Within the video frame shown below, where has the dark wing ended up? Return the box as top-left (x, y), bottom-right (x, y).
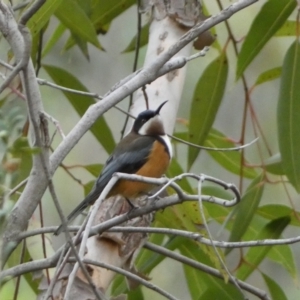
top-left (94, 135), bottom-right (156, 192)
top-left (54, 135), bottom-right (155, 235)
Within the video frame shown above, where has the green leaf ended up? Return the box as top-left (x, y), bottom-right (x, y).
top-left (188, 53), bottom-right (228, 169)
top-left (180, 240), bottom-right (243, 300)
top-left (167, 158), bottom-right (194, 194)
top-left (268, 243), bottom-right (297, 280)
top-left (42, 23), bottom-right (66, 57)
top-left (275, 20), bottom-right (297, 36)
top-left (84, 164), bottom-right (103, 177)
top-left (64, 33), bottom-right (90, 59)
top-left (128, 287), bottom-right (144, 300)
top-left (43, 65), bottom-right (115, 154)
top-left (30, 26), bottom-right (41, 66)
top-left (239, 213), bottom-right (297, 281)
top-left (122, 23), bottom-right (150, 52)
top-left (226, 174), bottom-right (264, 254)
top-left (9, 137), bottom-right (33, 189)
top-left (84, 181), bottom-right (94, 197)
top-left (264, 153), bottom-right (285, 175)
top-left (236, 0), bottom-right (296, 79)
top-left (262, 273), bottom-right (288, 300)
top-left (91, 0), bottom-right (136, 34)
top-left (204, 129), bottom-right (257, 179)
top-left (55, 0), bottom-right (101, 48)
top-left (155, 202), bottom-right (205, 233)
top-left (257, 204), bottom-right (300, 227)
top-left (236, 216), bottom-right (290, 280)
top-left (254, 67), bottom-right (282, 87)
top-left (27, 0), bottom-right (63, 37)
top-left (277, 40), bottom-right (300, 192)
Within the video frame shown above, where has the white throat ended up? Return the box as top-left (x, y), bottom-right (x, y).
top-left (160, 134), bottom-right (173, 158)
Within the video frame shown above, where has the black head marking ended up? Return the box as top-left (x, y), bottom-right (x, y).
top-left (132, 101), bottom-right (168, 134)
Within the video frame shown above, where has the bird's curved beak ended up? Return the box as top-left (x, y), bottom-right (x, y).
top-left (155, 100), bottom-right (168, 115)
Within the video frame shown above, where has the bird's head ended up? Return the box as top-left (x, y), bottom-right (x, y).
top-left (132, 101), bottom-right (167, 136)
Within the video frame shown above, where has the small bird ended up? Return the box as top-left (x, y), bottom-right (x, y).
top-left (54, 101), bottom-right (172, 235)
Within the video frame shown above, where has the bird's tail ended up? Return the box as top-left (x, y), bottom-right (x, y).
top-left (54, 200), bottom-right (89, 236)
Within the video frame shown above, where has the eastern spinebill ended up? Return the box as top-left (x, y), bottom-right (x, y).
top-left (55, 101), bottom-right (172, 235)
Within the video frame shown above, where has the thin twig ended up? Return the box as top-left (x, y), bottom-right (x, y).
top-left (19, 0), bottom-right (46, 25)
top-left (186, 46), bottom-right (210, 61)
top-left (19, 225), bottom-right (300, 249)
top-left (120, 0), bottom-right (142, 139)
top-left (43, 244), bottom-right (69, 300)
top-left (6, 178), bottom-right (28, 198)
top-left (35, 30), bottom-right (43, 76)
top-left (38, 201), bottom-right (51, 287)
top-left (12, 240), bottom-right (26, 300)
top-left (41, 111), bottom-right (66, 139)
top-left (171, 135), bottom-right (259, 151)
top-left (198, 175), bottom-right (247, 299)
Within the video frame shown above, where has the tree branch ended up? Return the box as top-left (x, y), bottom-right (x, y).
top-left (144, 242), bottom-right (270, 300)
top-left (0, 241), bottom-right (270, 300)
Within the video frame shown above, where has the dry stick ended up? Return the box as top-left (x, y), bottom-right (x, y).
top-left (144, 242), bottom-right (271, 300)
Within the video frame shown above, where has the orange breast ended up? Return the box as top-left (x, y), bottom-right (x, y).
top-left (111, 140), bottom-right (170, 199)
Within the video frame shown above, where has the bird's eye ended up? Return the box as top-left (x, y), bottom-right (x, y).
top-left (141, 118), bottom-right (146, 124)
